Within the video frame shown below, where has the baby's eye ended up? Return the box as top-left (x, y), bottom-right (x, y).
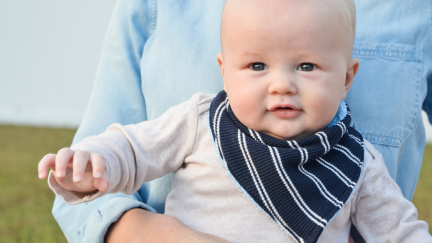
top-left (297, 63), bottom-right (316, 72)
top-left (250, 62), bottom-right (268, 71)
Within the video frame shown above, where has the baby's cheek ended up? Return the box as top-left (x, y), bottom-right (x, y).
top-left (231, 98), bottom-right (251, 117)
top-left (314, 86), bottom-right (341, 106)
top-left (230, 89), bottom-right (254, 110)
top-left (230, 98), bottom-right (259, 125)
top-left (307, 95), bottom-right (339, 124)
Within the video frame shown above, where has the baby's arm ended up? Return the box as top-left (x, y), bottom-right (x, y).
top-left (351, 142), bottom-right (432, 242)
top-left (38, 94), bottom-right (203, 204)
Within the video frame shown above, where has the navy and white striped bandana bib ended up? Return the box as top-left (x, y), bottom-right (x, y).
top-left (209, 91), bottom-right (364, 243)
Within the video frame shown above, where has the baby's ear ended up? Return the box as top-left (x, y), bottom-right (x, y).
top-left (342, 58), bottom-right (360, 99)
top-left (217, 53), bottom-right (224, 77)
top-left (216, 53), bottom-right (226, 90)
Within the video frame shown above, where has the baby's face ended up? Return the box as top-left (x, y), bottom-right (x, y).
top-left (217, 0), bottom-right (359, 140)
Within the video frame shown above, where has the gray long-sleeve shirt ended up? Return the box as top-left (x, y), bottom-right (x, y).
top-left (49, 93), bottom-right (432, 242)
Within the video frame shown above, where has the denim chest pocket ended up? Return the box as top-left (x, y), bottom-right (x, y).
top-left (345, 42), bottom-right (423, 147)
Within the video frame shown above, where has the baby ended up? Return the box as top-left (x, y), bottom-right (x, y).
top-left (38, 0), bottom-right (432, 242)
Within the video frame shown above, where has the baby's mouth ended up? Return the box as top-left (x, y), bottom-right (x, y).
top-left (275, 107), bottom-right (293, 110)
top-left (270, 105), bottom-right (301, 118)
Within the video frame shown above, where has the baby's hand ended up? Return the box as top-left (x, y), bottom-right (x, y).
top-left (38, 148), bottom-right (109, 193)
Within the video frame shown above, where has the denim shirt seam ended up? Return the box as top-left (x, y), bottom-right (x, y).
top-left (360, 133), bottom-right (401, 148)
top-left (352, 45), bottom-right (422, 62)
top-left (429, 0), bottom-right (432, 33)
top-left (149, 0), bottom-right (158, 35)
top-left (407, 55), bottom-right (423, 142)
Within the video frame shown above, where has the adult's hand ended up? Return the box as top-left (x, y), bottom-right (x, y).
top-left (105, 208), bottom-right (231, 243)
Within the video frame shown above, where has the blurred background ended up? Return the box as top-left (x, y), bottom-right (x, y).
top-left (0, 0), bottom-right (116, 128)
top-left (0, 0), bottom-right (431, 242)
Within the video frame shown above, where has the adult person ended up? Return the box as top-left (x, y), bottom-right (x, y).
top-left (52, 0), bottom-right (432, 242)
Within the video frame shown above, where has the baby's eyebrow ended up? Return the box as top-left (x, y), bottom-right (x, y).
top-left (239, 51), bottom-right (264, 59)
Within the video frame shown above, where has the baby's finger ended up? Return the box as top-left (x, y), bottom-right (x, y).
top-left (55, 148), bottom-right (75, 178)
top-left (72, 150), bottom-right (91, 183)
top-left (38, 154), bottom-right (56, 179)
top-left (90, 153), bottom-right (106, 179)
top-left (93, 172), bottom-right (109, 192)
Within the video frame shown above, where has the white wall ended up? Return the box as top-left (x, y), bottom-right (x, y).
top-left (0, 0), bottom-right (117, 128)
top-left (1, 0), bottom-right (432, 143)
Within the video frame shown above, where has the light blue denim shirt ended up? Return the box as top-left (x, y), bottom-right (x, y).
top-left (54, 0), bottom-right (432, 242)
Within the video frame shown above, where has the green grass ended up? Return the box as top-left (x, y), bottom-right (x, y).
top-left (0, 125), bottom-right (73, 243)
top-left (0, 125), bottom-right (431, 242)
top-left (413, 144), bottom-right (432, 232)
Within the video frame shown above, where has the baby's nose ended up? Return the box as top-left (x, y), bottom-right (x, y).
top-left (268, 73), bottom-right (297, 95)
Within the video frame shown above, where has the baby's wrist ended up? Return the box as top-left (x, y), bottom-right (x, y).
top-left (70, 189), bottom-right (99, 199)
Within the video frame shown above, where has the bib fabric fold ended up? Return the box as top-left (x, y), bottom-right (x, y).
top-left (209, 91), bottom-right (364, 243)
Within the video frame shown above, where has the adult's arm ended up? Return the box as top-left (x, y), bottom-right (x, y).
top-left (421, 1), bottom-right (432, 123)
top-left (52, 0), bottom-right (162, 242)
top-left (106, 209), bottom-right (231, 243)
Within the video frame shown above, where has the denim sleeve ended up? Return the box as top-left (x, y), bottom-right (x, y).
top-left (421, 0), bottom-right (432, 124)
top-left (52, 0), bottom-right (158, 242)
top-left (72, 0), bottom-right (156, 144)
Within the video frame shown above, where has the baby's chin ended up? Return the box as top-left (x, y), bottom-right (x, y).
top-left (261, 130), bottom-right (316, 141)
